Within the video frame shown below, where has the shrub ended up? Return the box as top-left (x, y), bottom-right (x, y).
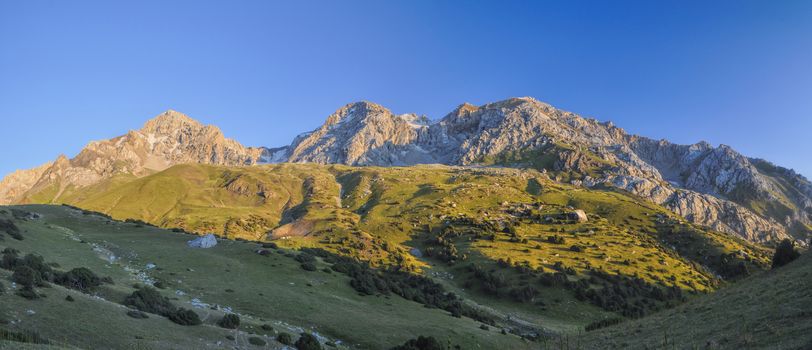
top-left (509, 285), bottom-right (539, 303)
top-left (54, 267), bottom-right (102, 292)
top-left (300, 262), bottom-right (317, 271)
top-left (123, 286), bottom-right (176, 316)
top-left (277, 332), bottom-right (293, 345)
top-left (169, 308), bottom-right (201, 326)
top-left (0, 281), bottom-right (4, 295)
top-left (16, 287), bottom-right (40, 299)
top-left (0, 248), bottom-right (19, 269)
top-left (389, 335), bottom-right (444, 350)
top-left (569, 245), bottom-right (583, 252)
top-left (261, 324), bottom-right (274, 331)
top-left (65, 295), bottom-right (74, 302)
top-left (479, 324), bottom-right (489, 331)
top-left (248, 336), bottom-right (267, 346)
top-left (772, 239), bottom-right (800, 268)
top-left (295, 253), bottom-right (316, 263)
top-left (12, 266), bottom-right (42, 289)
top-left (217, 313), bottom-right (240, 329)
top-left (546, 235), bottom-right (566, 244)
top-left (0, 219), bottom-right (22, 240)
top-left (262, 242), bottom-right (278, 249)
top-left (295, 333), bottom-right (322, 350)
top-left (19, 254), bottom-right (53, 282)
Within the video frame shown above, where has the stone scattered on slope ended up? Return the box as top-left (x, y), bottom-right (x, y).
top-left (568, 210), bottom-right (588, 223)
top-left (187, 234), bottom-right (217, 248)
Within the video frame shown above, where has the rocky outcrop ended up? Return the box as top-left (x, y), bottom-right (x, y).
top-left (0, 161), bottom-right (54, 204)
top-left (187, 233), bottom-right (217, 248)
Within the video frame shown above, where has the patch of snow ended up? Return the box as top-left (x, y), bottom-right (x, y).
top-left (145, 263), bottom-right (157, 270)
top-left (258, 148), bottom-right (289, 164)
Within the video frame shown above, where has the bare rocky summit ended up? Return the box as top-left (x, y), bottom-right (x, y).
top-left (0, 110), bottom-right (268, 204)
top-left (2, 99), bottom-right (809, 244)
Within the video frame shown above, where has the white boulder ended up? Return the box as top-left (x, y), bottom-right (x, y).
top-left (187, 234), bottom-right (217, 248)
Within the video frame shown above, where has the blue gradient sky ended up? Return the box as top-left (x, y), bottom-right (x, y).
top-left (1, 0), bottom-right (810, 178)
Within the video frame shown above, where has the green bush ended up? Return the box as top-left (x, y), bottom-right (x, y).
top-left (123, 286), bottom-right (176, 316)
top-left (217, 313), bottom-right (240, 329)
top-left (65, 295), bottom-right (74, 302)
top-left (389, 335), bottom-right (444, 350)
top-left (12, 266), bottom-right (42, 289)
top-left (248, 336), bottom-right (267, 346)
top-left (16, 287), bottom-right (40, 300)
top-left (10, 254), bottom-right (54, 282)
top-left (55, 267), bottom-right (102, 292)
top-left (295, 333), bottom-right (322, 350)
top-left (0, 248), bottom-right (19, 269)
top-left (0, 281), bottom-right (4, 295)
top-left (772, 239), bottom-right (800, 268)
top-left (168, 308), bottom-right (201, 326)
top-left (277, 332), bottom-right (293, 345)
top-left (0, 219), bottom-right (22, 240)
top-left (546, 235), bottom-right (566, 244)
top-left (300, 262), bottom-right (317, 271)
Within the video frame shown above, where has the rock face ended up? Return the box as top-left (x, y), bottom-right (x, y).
top-left (0, 110), bottom-right (270, 204)
top-left (187, 234), bottom-right (217, 248)
top-left (270, 98), bottom-right (811, 244)
top-left (1, 99), bottom-right (810, 245)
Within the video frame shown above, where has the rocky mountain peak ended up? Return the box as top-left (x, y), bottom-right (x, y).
top-left (0, 110), bottom-right (267, 204)
top-left (2, 99), bottom-right (810, 245)
top-left (140, 110), bottom-right (205, 136)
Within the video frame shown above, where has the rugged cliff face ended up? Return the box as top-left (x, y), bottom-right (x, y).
top-left (0, 110), bottom-right (268, 204)
top-left (272, 98), bottom-right (811, 243)
top-left (1, 99), bottom-right (809, 244)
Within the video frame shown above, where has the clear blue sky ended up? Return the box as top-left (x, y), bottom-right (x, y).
top-left (1, 0), bottom-right (810, 178)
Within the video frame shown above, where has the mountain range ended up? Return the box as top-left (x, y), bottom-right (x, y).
top-left (1, 97), bottom-right (810, 245)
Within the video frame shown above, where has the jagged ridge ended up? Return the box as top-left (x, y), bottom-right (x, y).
top-left (1, 99), bottom-right (809, 244)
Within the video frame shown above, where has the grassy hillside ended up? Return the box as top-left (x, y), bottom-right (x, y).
top-left (578, 251), bottom-right (812, 349)
top-left (15, 163), bottom-right (774, 336)
top-left (0, 205), bottom-right (534, 349)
